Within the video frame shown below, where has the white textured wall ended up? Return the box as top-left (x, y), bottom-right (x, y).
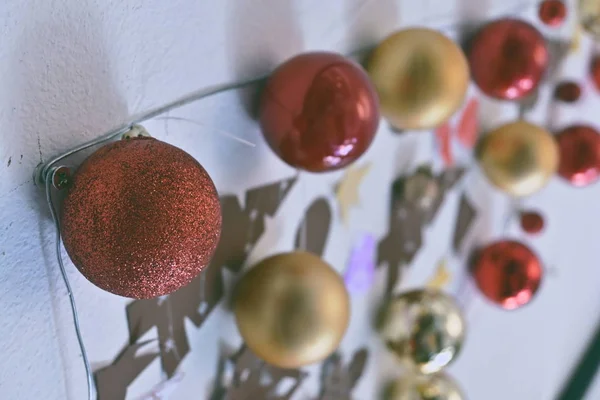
top-left (2, 0), bottom-right (600, 399)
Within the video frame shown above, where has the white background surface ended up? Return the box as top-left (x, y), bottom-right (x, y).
top-left (1, 0), bottom-right (600, 399)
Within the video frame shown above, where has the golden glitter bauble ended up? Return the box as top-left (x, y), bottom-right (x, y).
top-left (367, 28), bottom-right (470, 131)
top-left (377, 289), bottom-right (465, 374)
top-left (579, 0), bottom-right (600, 38)
top-left (233, 251), bottom-right (350, 368)
top-left (385, 373), bottom-right (465, 400)
top-left (477, 121), bottom-right (558, 197)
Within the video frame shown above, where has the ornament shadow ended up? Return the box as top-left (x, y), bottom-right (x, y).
top-left (455, 0), bottom-right (494, 50)
top-left (8, 1), bottom-right (127, 397)
top-left (341, 0), bottom-right (399, 62)
top-left (10, 3), bottom-right (128, 211)
top-left (226, 0), bottom-right (303, 120)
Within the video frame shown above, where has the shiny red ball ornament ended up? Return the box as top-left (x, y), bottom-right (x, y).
top-left (591, 56), bottom-right (600, 91)
top-left (469, 19), bottom-right (548, 100)
top-left (259, 52), bottom-right (380, 172)
top-left (554, 81), bottom-right (582, 103)
top-left (61, 138), bottom-right (222, 299)
top-left (471, 240), bottom-right (543, 310)
top-left (556, 125), bottom-right (600, 186)
top-left (538, 0), bottom-right (567, 27)
top-left (520, 211), bottom-right (545, 234)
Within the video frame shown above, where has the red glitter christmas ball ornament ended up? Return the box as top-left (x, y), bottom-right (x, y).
top-left (259, 52), bottom-right (380, 172)
top-left (471, 240), bottom-right (543, 310)
top-left (554, 81), bottom-right (582, 103)
top-left (520, 211), bottom-right (545, 234)
top-left (538, 0), bottom-right (567, 27)
top-left (469, 19), bottom-right (548, 100)
top-left (61, 137), bottom-right (222, 299)
top-left (556, 125), bottom-right (600, 186)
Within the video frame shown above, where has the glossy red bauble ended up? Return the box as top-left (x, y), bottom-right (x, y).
top-left (469, 19), bottom-right (548, 100)
top-left (471, 240), bottom-right (543, 310)
top-left (61, 138), bottom-right (222, 299)
top-left (554, 81), bottom-right (582, 103)
top-left (538, 0), bottom-right (567, 27)
top-left (557, 125), bottom-right (600, 187)
top-left (520, 211), bottom-right (545, 234)
top-left (259, 52), bottom-right (380, 172)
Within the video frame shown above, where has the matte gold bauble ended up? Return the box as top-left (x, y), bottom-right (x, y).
top-left (234, 251), bottom-right (350, 368)
top-left (478, 121), bottom-right (558, 197)
top-left (385, 374), bottom-right (465, 400)
top-left (579, 0), bottom-right (600, 39)
top-left (367, 28), bottom-right (470, 130)
top-left (377, 289), bottom-right (465, 374)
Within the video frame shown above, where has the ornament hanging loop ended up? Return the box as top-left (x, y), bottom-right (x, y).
top-left (121, 124), bottom-right (151, 140)
top-left (51, 166), bottom-right (73, 190)
top-left (34, 164), bottom-right (74, 190)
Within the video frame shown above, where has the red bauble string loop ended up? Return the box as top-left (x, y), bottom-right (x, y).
top-left (539, 0), bottom-right (567, 27)
top-left (520, 211), bottom-right (545, 234)
top-left (469, 19), bottom-right (548, 100)
top-left (471, 240), bottom-right (543, 310)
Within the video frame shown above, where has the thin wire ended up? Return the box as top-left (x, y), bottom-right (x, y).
top-left (165, 298), bottom-right (182, 363)
top-left (37, 0), bottom-right (540, 184)
top-left (39, 75), bottom-right (267, 181)
top-left (503, 199), bottom-right (521, 234)
top-left (154, 116), bottom-right (256, 147)
top-left (38, 1), bottom-right (541, 183)
top-left (45, 170), bottom-right (95, 400)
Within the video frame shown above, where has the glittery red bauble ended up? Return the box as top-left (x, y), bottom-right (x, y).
top-left (469, 19), bottom-right (548, 100)
top-left (61, 138), bottom-right (222, 299)
top-left (520, 211), bottom-right (545, 234)
top-left (554, 81), bottom-right (582, 103)
top-left (471, 240), bottom-right (543, 310)
top-left (557, 125), bottom-right (600, 186)
top-left (538, 0), bottom-right (567, 27)
top-left (259, 52), bottom-right (380, 172)
top-left (591, 56), bottom-right (600, 91)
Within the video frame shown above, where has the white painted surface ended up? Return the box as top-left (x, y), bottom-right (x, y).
top-left (1, 0), bottom-right (599, 399)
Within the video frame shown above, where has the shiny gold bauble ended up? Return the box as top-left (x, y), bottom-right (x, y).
top-left (377, 289), bottom-right (465, 374)
top-left (478, 121), bottom-right (558, 197)
top-left (385, 374), bottom-right (465, 400)
top-left (233, 251), bottom-right (350, 368)
top-left (367, 28), bottom-right (470, 131)
top-left (579, 0), bottom-right (600, 39)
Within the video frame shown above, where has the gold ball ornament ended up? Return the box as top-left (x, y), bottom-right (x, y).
top-left (478, 121), bottom-right (559, 197)
top-left (233, 251), bottom-right (350, 368)
top-left (377, 289), bottom-right (465, 374)
top-left (367, 28), bottom-right (470, 131)
top-left (385, 374), bottom-right (465, 400)
top-left (579, 0), bottom-right (600, 39)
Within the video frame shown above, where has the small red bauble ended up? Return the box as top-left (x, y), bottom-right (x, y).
top-left (61, 138), bottom-right (222, 299)
top-left (469, 19), bottom-right (548, 100)
top-left (520, 211), bottom-right (545, 234)
top-left (556, 125), bottom-right (600, 186)
top-left (259, 52), bottom-right (380, 172)
top-left (554, 81), bottom-right (582, 103)
top-left (471, 240), bottom-right (543, 310)
top-left (538, 0), bottom-right (567, 27)
top-left (591, 56), bottom-right (600, 91)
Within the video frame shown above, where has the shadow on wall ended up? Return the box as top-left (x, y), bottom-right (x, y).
top-left (226, 0), bottom-right (304, 120)
top-left (5, 1), bottom-right (127, 398)
top-left (342, 0), bottom-right (399, 54)
top-left (7, 0), bottom-right (127, 211)
top-left (456, 0), bottom-right (494, 49)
